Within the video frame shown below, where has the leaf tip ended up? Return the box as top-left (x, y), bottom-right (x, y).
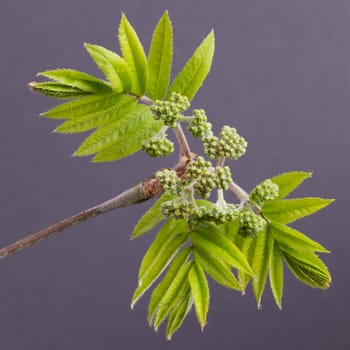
top-left (27, 81), bottom-right (37, 91)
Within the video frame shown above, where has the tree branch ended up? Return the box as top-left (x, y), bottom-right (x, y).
top-left (0, 176), bottom-right (163, 260)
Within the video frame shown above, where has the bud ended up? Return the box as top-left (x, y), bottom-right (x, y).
top-left (250, 179), bottom-right (279, 206)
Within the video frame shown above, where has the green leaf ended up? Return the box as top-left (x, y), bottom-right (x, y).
top-left (138, 219), bottom-right (187, 280)
top-left (269, 241), bottom-right (284, 309)
top-left (29, 81), bottom-right (89, 99)
top-left (38, 69), bottom-right (112, 93)
top-left (147, 11), bottom-right (173, 100)
top-left (250, 229), bottom-right (274, 308)
top-left (270, 171), bottom-right (312, 199)
top-left (234, 235), bottom-right (254, 291)
top-left (188, 261), bottom-right (210, 330)
top-left (131, 192), bottom-right (173, 239)
top-left (166, 292), bottom-right (193, 341)
top-left (262, 198), bottom-right (334, 224)
top-left (84, 44), bottom-right (132, 92)
top-left (194, 244), bottom-right (242, 291)
top-left (153, 261), bottom-right (193, 330)
top-left (119, 14), bottom-right (148, 96)
top-left (148, 247), bottom-right (191, 324)
top-left (42, 93), bottom-right (122, 119)
top-left (282, 246), bottom-right (331, 289)
top-left (55, 95), bottom-right (135, 133)
top-left (192, 226), bottom-right (253, 275)
top-left (74, 103), bottom-right (162, 159)
top-left (224, 218), bottom-right (240, 241)
top-left (168, 30), bottom-right (215, 100)
top-left (270, 222), bottom-right (329, 253)
top-left (131, 229), bottom-right (188, 309)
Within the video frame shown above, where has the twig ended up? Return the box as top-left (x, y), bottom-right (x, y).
top-left (229, 181), bottom-right (250, 203)
top-left (174, 123), bottom-right (192, 160)
top-left (0, 176), bottom-right (162, 260)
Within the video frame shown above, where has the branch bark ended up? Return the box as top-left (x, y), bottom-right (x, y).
top-left (0, 176), bottom-right (162, 260)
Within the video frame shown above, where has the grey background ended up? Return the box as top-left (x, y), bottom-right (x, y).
top-left (0, 0), bottom-right (348, 349)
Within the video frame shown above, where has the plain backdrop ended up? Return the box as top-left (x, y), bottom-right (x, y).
top-left (0, 0), bottom-right (349, 349)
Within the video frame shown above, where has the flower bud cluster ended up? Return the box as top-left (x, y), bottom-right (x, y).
top-left (185, 156), bottom-right (211, 180)
top-left (214, 166), bottom-right (232, 190)
top-left (202, 135), bottom-right (219, 159)
top-left (142, 137), bottom-right (174, 157)
top-left (187, 109), bottom-right (212, 137)
top-left (193, 171), bottom-right (217, 198)
top-left (217, 126), bottom-right (247, 160)
top-left (150, 92), bottom-right (190, 127)
top-left (161, 200), bottom-right (196, 220)
top-left (156, 169), bottom-right (179, 195)
top-left (238, 210), bottom-right (266, 237)
top-left (204, 204), bottom-right (239, 225)
top-left (250, 179), bottom-right (279, 206)
top-left (202, 126), bottom-right (247, 160)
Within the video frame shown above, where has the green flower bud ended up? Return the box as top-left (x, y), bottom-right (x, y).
top-left (208, 204), bottom-right (238, 224)
top-left (142, 137), bottom-right (174, 157)
top-left (188, 109), bottom-right (212, 137)
top-left (156, 169), bottom-right (179, 195)
top-left (194, 170), bottom-right (217, 198)
top-left (217, 126), bottom-right (247, 160)
top-left (185, 156), bottom-right (212, 180)
top-left (214, 166), bottom-right (232, 190)
top-left (151, 93), bottom-right (190, 127)
top-left (168, 92), bottom-right (190, 112)
top-left (250, 179), bottom-right (279, 206)
top-left (238, 210), bottom-right (266, 237)
top-left (202, 135), bottom-right (219, 159)
top-left (160, 200), bottom-right (195, 220)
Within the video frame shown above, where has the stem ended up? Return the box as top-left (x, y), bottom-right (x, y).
top-left (229, 181), bottom-right (250, 203)
top-left (174, 123), bottom-right (192, 160)
top-left (139, 95), bottom-right (154, 106)
top-left (217, 156), bottom-right (225, 167)
top-left (126, 93), bottom-right (154, 106)
top-left (0, 175), bottom-right (165, 260)
top-left (217, 189), bottom-right (225, 206)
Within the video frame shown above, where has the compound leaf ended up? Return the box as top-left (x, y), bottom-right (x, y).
top-left (282, 247), bottom-right (331, 289)
top-left (153, 261), bottom-right (193, 330)
top-left (38, 69), bottom-right (112, 94)
top-left (131, 192), bottom-right (173, 239)
top-left (29, 82), bottom-right (89, 99)
top-left (119, 14), bottom-right (148, 95)
top-left (168, 30), bottom-right (215, 100)
top-left (250, 229), bottom-right (274, 308)
top-left (148, 247), bottom-right (191, 324)
top-left (270, 171), bottom-right (312, 199)
top-left (269, 240), bottom-right (284, 309)
top-left (194, 244), bottom-right (242, 291)
top-left (42, 93), bottom-right (122, 119)
top-left (84, 44), bottom-right (132, 93)
top-left (55, 95), bottom-right (135, 133)
top-left (270, 222), bottom-right (329, 253)
top-left (138, 219), bottom-right (187, 280)
top-left (131, 230), bottom-right (188, 309)
top-left (234, 235), bottom-right (254, 291)
top-left (262, 198), bottom-right (334, 224)
top-left (166, 292), bottom-right (193, 341)
top-left (192, 227), bottom-right (252, 275)
top-left (188, 261), bottom-right (209, 330)
top-left (74, 103), bottom-right (162, 158)
top-left (147, 11), bottom-right (173, 100)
